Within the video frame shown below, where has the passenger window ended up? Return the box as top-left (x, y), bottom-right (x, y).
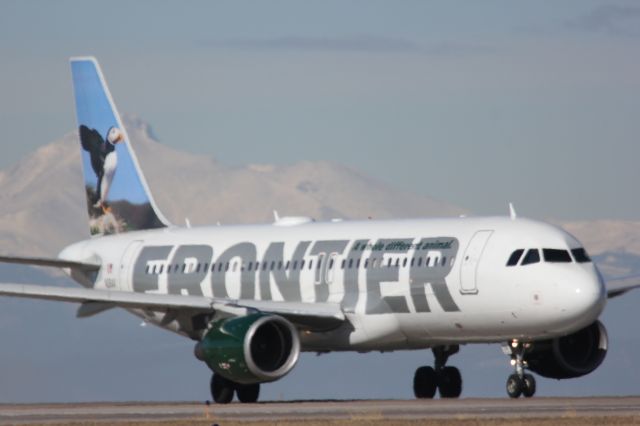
top-left (571, 248), bottom-right (591, 263)
top-left (441, 257), bottom-right (446, 267)
top-left (521, 249), bottom-right (540, 265)
top-left (270, 261), bottom-right (275, 271)
top-left (341, 259), bottom-right (346, 269)
top-left (293, 261), bottom-right (298, 270)
top-left (364, 259), bottom-right (369, 268)
top-left (349, 259), bottom-right (354, 268)
top-left (403, 258), bottom-right (408, 267)
top-left (356, 259), bottom-right (361, 268)
top-left (285, 261), bottom-right (290, 270)
top-left (301, 260), bottom-right (306, 269)
top-left (506, 249), bottom-right (525, 267)
top-left (418, 258), bottom-right (422, 267)
top-left (543, 249), bottom-right (572, 263)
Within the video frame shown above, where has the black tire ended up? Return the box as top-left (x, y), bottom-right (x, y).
top-left (438, 366), bottom-right (462, 398)
top-left (237, 383), bottom-right (260, 403)
top-left (506, 374), bottom-right (523, 399)
top-left (522, 374), bottom-right (536, 398)
top-left (211, 374), bottom-right (234, 404)
top-left (413, 366), bottom-right (437, 399)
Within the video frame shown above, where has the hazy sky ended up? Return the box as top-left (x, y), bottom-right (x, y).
top-left (1, 1), bottom-right (639, 221)
top-left (2, 1), bottom-right (640, 404)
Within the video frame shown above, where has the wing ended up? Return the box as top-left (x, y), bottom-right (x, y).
top-left (0, 255), bottom-right (100, 272)
top-left (0, 283), bottom-right (346, 331)
top-left (606, 275), bottom-right (640, 298)
top-left (79, 125), bottom-right (105, 177)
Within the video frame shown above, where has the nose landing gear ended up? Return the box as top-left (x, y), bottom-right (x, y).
top-left (413, 345), bottom-right (462, 399)
top-left (505, 340), bottom-right (536, 398)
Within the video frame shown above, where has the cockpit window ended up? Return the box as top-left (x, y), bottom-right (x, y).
top-left (571, 248), bottom-right (591, 263)
top-left (506, 249), bottom-right (525, 267)
top-left (521, 249), bottom-right (540, 265)
top-left (543, 249), bottom-right (572, 263)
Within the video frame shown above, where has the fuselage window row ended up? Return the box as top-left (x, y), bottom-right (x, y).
top-left (143, 254), bottom-right (455, 275)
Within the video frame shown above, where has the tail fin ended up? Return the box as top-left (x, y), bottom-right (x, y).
top-left (70, 57), bottom-right (171, 236)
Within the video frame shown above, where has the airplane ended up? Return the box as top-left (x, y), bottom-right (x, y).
top-left (0, 56), bottom-right (636, 404)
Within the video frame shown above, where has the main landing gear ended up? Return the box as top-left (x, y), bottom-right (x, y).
top-left (211, 373), bottom-right (260, 404)
top-left (413, 345), bottom-right (462, 399)
top-left (505, 340), bottom-right (536, 398)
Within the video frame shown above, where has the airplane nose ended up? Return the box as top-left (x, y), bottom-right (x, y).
top-left (559, 267), bottom-right (606, 327)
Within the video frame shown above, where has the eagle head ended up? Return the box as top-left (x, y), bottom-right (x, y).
top-left (106, 127), bottom-right (124, 145)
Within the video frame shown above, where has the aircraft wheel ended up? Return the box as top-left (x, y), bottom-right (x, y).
top-left (237, 383), bottom-right (260, 403)
top-left (522, 374), bottom-right (536, 398)
top-left (211, 373), bottom-right (234, 404)
top-left (437, 366), bottom-right (462, 398)
top-left (506, 374), bottom-right (523, 399)
top-left (413, 366), bottom-right (437, 399)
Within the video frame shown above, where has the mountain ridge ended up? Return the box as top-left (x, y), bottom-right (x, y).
top-left (0, 116), bottom-right (464, 256)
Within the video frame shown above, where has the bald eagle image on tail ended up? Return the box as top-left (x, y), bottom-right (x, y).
top-left (79, 125), bottom-right (124, 213)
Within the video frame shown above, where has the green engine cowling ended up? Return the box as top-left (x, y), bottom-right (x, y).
top-left (194, 313), bottom-right (300, 385)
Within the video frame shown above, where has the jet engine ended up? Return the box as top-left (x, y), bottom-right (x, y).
top-left (194, 313), bottom-right (300, 384)
top-left (526, 320), bottom-right (608, 379)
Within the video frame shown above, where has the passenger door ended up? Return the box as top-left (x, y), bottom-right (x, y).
top-left (459, 230), bottom-right (493, 294)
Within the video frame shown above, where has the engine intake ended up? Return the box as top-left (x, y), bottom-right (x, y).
top-left (527, 320), bottom-right (608, 379)
top-left (195, 313), bottom-right (300, 384)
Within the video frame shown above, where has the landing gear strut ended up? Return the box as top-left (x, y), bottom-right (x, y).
top-left (413, 345), bottom-right (462, 399)
top-left (505, 340), bottom-right (536, 398)
top-left (210, 373), bottom-right (260, 404)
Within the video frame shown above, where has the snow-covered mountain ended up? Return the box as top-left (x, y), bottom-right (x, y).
top-left (0, 116), bottom-right (464, 256)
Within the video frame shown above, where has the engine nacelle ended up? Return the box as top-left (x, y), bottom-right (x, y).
top-left (527, 320), bottom-right (608, 379)
top-left (194, 313), bottom-right (300, 384)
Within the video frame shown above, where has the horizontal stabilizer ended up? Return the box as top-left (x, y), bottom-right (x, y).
top-left (0, 255), bottom-right (100, 271)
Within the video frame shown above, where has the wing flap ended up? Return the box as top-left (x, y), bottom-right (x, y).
top-left (225, 299), bottom-right (345, 331)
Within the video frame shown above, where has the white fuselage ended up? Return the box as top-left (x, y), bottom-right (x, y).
top-left (59, 216), bottom-right (606, 352)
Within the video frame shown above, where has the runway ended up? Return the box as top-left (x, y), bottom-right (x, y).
top-left (0, 397), bottom-right (639, 425)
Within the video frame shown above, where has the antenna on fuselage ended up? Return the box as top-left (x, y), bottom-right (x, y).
top-left (185, 218), bottom-right (192, 228)
top-left (509, 202), bottom-right (517, 220)
top-left (273, 210), bottom-right (280, 222)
